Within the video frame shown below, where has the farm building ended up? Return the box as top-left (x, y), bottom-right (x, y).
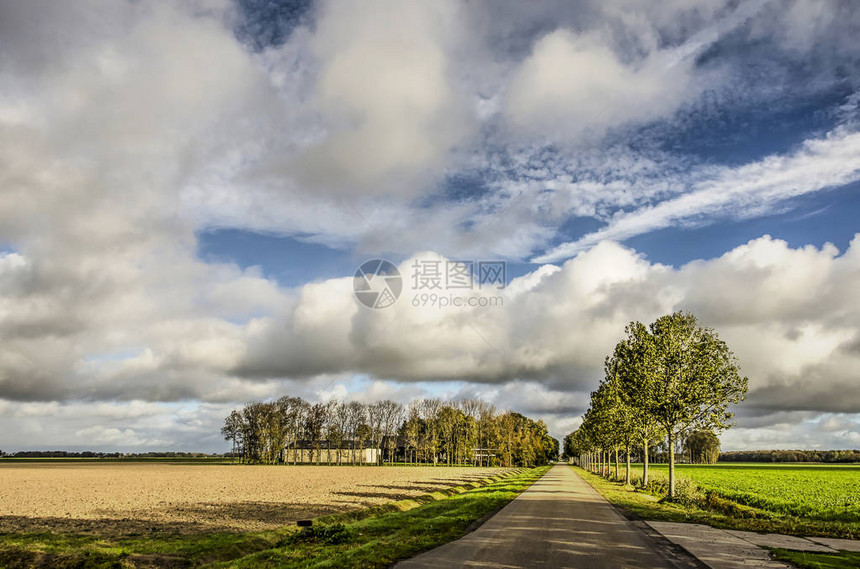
top-left (282, 437), bottom-right (492, 465)
top-left (283, 440), bottom-right (380, 464)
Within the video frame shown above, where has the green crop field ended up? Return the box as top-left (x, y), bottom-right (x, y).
top-left (647, 463), bottom-right (860, 522)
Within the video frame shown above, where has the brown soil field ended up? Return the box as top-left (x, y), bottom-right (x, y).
top-left (0, 463), bottom-right (508, 535)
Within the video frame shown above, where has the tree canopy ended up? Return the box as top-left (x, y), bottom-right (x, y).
top-left (565, 311), bottom-right (748, 497)
top-left (223, 396), bottom-right (558, 468)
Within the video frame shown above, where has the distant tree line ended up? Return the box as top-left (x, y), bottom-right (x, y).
top-left (1, 451), bottom-right (122, 458)
top-left (564, 312), bottom-right (748, 497)
top-left (720, 450), bottom-right (860, 463)
top-left (222, 397), bottom-right (559, 467)
top-left (0, 451), bottom-right (223, 458)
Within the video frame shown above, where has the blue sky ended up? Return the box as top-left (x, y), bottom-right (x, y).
top-left (202, 0), bottom-right (860, 278)
top-left (1, 0), bottom-right (860, 452)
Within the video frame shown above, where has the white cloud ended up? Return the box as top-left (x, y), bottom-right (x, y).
top-left (536, 127), bottom-right (860, 262)
top-left (74, 426), bottom-right (167, 447)
top-left (231, 236), bottom-right (860, 422)
top-left (298, 0), bottom-right (470, 194)
top-left (504, 28), bottom-right (695, 138)
top-left (501, 1), bottom-right (769, 140)
top-left (1, 0), bottom-right (859, 452)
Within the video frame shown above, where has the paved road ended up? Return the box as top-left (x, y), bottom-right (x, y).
top-left (396, 465), bottom-right (684, 569)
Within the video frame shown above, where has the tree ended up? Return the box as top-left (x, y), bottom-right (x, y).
top-left (458, 399), bottom-right (481, 465)
top-left (616, 312), bottom-right (748, 497)
top-left (438, 405), bottom-right (459, 466)
top-left (276, 396), bottom-right (306, 464)
top-left (497, 412), bottom-right (516, 467)
top-left (304, 403), bottom-right (328, 464)
top-left (241, 402), bottom-right (267, 463)
top-left (330, 400), bottom-right (351, 465)
top-left (582, 385), bottom-right (619, 478)
top-left (476, 401), bottom-right (496, 467)
top-left (402, 402), bottom-right (422, 465)
top-left (605, 339), bottom-right (661, 485)
top-left (686, 430), bottom-right (721, 464)
top-left (221, 410), bottom-right (243, 463)
top-left (346, 401), bottom-right (366, 465)
top-left (222, 395), bottom-right (559, 468)
top-left (327, 401), bottom-right (347, 465)
top-left (366, 401), bottom-right (387, 464)
top-left (420, 398), bottom-right (443, 465)
top-left (379, 400), bottom-right (404, 464)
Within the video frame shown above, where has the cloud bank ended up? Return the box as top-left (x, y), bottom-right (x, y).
top-left (1, 0), bottom-right (860, 450)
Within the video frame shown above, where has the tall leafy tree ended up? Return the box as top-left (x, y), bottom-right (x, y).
top-left (616, 312), bottom-right (748, 497)
top-left (221, 410), bottom-right (243, 463)
top-left (605, 335), bottom-right (662, 485)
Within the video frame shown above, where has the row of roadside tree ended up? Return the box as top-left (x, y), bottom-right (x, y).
top-left (563, 312), bottom-right (748, 497)
top-left (222, 396), bottom-right (559, 467)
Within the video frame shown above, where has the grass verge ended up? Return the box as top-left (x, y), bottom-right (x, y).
top-left (572, 466), bottom-right (857, 539)
top-left (0, 467), bottom-right (546, 568)
top-left (770, 548), bottom-right (860, 569)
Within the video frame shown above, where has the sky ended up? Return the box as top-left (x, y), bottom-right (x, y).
top-left (1, 0), bottom-right (859, 453)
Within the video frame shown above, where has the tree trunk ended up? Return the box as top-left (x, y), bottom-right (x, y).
top-left (625, 446), bottom-right (631, 485)
top-left (614, 449), bottom-right (619, 480)
top-left (668, 431), bottom-right (676, 498)
top-left (643, 438), bottom-right (649, 487)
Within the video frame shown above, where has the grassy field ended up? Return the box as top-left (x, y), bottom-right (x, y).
top-left (0, 466), bottom-right (546, 568)
top-left (647, 463), bottom-right (860, 522)
top-left (575, 464), bottom-right (860, 539)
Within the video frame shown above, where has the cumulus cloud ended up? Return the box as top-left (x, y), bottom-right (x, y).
top-left (6, 236), bottom-right (860, 448)
top-left (501, 0), bottom-right (770, 140)
top-left (228, 237), bottom-right (860, 420)
top-left (4, 234), bottom-right (858, 415)
top-left (0, 400), bottom-right (229, 452)
top-left (2, 0), bottom-right (860, 451)
top-left (504, 28), bottom-right (695, 138)
top-left (301, 0), bottom-right (470, 193)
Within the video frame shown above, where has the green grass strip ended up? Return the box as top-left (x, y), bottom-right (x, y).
top-left (770, 548), bottom-right (860, 569)
top-left (572, 466), bottom-right (858, 539)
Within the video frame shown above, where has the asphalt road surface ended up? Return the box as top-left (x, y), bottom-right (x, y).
top-left (396, 464), bottom-right (695, 569)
